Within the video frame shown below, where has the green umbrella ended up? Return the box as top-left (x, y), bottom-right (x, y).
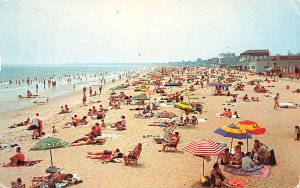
top-left (30, 138), bottom-right (69, 167)
top-left (132, 95), bottom-right (149, 101)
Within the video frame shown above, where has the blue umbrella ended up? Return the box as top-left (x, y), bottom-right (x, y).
top-left (164, 82), bottom-right (179, 87)
top-left (214, 125), bottom-right (252, 152)
top-left (164, 82), bottom-right (179, 93)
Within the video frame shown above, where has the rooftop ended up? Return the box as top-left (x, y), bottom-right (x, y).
top-left (240, 50), bottom-right (270, 56)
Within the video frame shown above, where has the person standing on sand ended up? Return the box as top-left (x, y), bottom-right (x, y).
top-left (89, 87), bottom-right (93, 97)
top-left (274, 93), bottom-right (279, 110)
top-left (83, 94), bottom-right (87, 106)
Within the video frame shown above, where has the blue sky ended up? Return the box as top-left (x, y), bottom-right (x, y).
top-left (0, 0), bottom-right (300, 64)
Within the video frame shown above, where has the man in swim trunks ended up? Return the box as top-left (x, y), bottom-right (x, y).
top-left (10, 147), bottom-right (25, 165)
top-left (274, 93), bottom-right (279, 110)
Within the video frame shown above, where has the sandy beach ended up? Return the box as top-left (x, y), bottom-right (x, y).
top-left (0, 66), bottom-right (300, 188)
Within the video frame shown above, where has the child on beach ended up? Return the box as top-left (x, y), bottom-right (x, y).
top-left (274, 93), bottom-right (279, 110)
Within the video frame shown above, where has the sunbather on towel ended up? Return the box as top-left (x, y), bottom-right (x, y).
top-left (8, 118), bottom-right (31, 129)
top-left (10, 147), bottom-right (25, 165)
top-left (70, 135), bottom-right (95, 146)
top-left (0, 143), bottom-right (18, 150)
top-left (86, 149), bottom-right (121, 159)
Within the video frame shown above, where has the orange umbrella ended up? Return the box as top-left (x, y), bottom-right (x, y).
top-left (234, 120), bottom-right (266, 151)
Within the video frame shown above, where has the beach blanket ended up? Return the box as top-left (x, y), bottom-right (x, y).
top-left (0, 160), bottom-right (43, 168)
top-left (279, 102), bottom-right (298, 109)
top-left (224, 166), bottom-right (271, 179)
top-left (225, 179), bottom-right (245, 188)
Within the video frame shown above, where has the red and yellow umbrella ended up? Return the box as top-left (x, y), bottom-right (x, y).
top-left (234, 120), bottom-right (266, 135)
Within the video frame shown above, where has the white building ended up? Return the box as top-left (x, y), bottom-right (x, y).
top-left (249, 56), bottom-right (300, 73)
top-left (239, 50), bottom-right (270, 63)
top-left (219, 53), bottom-right (239, 66)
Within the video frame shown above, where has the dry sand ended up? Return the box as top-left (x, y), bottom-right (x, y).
top-left (0, 67), bottom-right (300, 188)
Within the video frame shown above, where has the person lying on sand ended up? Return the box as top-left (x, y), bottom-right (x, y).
top-left (86, 148), bottom-right (121, 159)
top-left (0, 142), bottom-right (18, 150)
top-left (8, 118), bottom-right (31, 128)
top-left (251, 97), bottom-right (260, 101)
top-left (70, 135), bottom-right (95, 146)
top-left (292, 89), bottom-right (300, 93)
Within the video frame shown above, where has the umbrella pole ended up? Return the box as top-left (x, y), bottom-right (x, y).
top-left (202, 157), bottom-right (205, 176)
top-left (230, 138), bottom-right (233, 154)
top-left (247, 138), bottom-right (249, 152)
top-left (50, 149), bottom-right (54, 167)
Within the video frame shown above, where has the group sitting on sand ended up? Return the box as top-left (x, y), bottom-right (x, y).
top-left (63, 115), bottom-right (88, 128)
top-left (59, 105), bottom-right (70, 114)
top-left (217, 140), bottom-right (273, 171)
top-left (217, 108), bottom-right (240, 118)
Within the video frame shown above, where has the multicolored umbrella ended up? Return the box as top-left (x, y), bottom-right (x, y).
top-left (234, 120), bottom-right (266, 151)
top-left (235, 120), bottom-right (266, 135)
top-left (30, 138), bottom-right (69, 167)
top-left (183, 139), bottom-right (225, 175)
top-left (214, 125), bottom-right (252, 152)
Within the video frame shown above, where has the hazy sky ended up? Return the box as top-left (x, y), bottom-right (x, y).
top-left (0, 0), bottom-right (300, 64)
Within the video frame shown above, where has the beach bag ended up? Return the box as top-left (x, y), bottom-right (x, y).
top-left (268, 149), bottom-right (276, 166)
top-left (200, 176), bottom-right (211, 186)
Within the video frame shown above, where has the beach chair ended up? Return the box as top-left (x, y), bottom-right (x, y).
top-left (165, 135), bottom-right (181, 152)
top-left (126, 151), bottom-right (141, 165)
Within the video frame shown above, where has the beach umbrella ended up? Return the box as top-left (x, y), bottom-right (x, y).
top-left (132, 95), bottom-right (149, 114)
top-left (183, 139), bottom-right (225, 176)
top-left (234, 120), bottom-right (266, 151)
top-left (30, 138), bottom-right (69, 167)
top-left (154, 110), bottom-right (178, 121)
top-left (181, 91), bottom-right (196, 102)
top-left (214, 125), bottom-right (252, 153)
top-left (174, 102), bottom-right (193, 117)
top-left (164, 82), bottom-right (179, 93)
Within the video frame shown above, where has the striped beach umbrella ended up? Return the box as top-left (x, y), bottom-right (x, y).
top-left (183, 139), bottom-right (225, 175)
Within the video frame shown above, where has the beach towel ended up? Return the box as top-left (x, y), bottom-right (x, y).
top-left (226, 179), bottom-right (245, 188)
top-left (0, 160), bottom-right (43, 168)
top-left (279, 102), bottom-right (298, 109)
top-left (224, 165), bottom-right (271, 179)
top-left (97, 134), bottom-right (120, 139)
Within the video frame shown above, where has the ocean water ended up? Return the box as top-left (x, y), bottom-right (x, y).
top-left (0, 64), bottom-right (151, 114)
